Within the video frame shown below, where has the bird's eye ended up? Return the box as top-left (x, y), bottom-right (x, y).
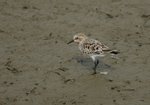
top-left (75, 37), bottom-right (78, 40)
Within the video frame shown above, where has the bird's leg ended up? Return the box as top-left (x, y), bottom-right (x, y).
top-left (92, 59), bottom-right (99, 75)
top-left (91, 56), bottom-right (99, 75)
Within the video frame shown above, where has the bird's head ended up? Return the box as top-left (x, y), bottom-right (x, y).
top-left (67, 33), bottom-right (88, 44)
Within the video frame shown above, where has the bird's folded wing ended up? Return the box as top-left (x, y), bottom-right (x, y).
top-left (82, 41), bottom-right (104, 54)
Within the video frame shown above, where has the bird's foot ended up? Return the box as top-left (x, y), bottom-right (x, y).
top-left (91, 70), bottom-right (97, 75)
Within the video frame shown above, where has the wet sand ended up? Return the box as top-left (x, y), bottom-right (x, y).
top-left (0, 0), bottom-right (150, 105)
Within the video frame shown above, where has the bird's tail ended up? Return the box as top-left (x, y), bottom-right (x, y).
top-left (109, 50), bottom-right (120, 55)
top-left (109, 50), bottom-right (120, 59)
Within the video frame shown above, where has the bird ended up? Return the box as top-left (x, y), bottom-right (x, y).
top-left (67, 33), bottom-right (119, 75)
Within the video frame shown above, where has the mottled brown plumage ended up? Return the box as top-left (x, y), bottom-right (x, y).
top-left (68, 33), bottom-right (118, 74)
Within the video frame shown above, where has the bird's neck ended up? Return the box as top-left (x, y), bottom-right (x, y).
top-left (79, 38), bottom-right (88, 44)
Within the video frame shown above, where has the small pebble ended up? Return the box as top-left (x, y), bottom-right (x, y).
top-left (100, 72), bottom-right (108, 75)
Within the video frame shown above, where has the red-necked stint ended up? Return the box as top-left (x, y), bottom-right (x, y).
top-left (67, 33), bottom-right (119, 75)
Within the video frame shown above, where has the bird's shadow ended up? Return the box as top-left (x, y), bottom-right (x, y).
top-left (72, 56), bottom-right (112, 72)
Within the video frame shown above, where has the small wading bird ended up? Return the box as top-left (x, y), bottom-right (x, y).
top-left (67, 33), bottom-right (119, 75)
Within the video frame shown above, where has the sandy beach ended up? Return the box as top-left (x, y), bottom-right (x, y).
top-left (0, 0), bottom-right (150, 105)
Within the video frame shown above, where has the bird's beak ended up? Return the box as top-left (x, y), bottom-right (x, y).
top-left (67, 40), bottom-right (74, 44)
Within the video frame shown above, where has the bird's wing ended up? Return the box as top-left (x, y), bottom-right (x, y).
top-left (100, 43), bottom-right (110, 51)
top-left (81, 39), bottom-right (104, 55)
top-left (93, 39), bottom-right (110, 51)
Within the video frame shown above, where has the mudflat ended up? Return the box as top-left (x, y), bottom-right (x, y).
top-left (0, 0), bottom-right (150, 105)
